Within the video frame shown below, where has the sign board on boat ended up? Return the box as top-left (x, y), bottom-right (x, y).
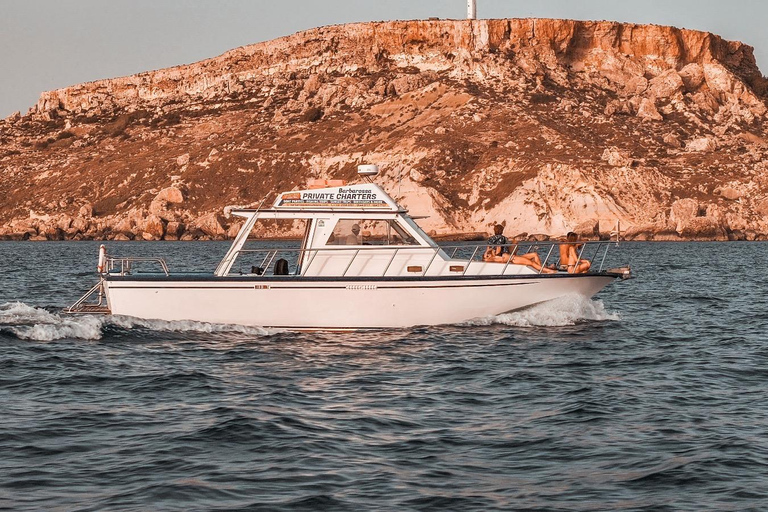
top-left (274, 184), bottom-right (397, 210)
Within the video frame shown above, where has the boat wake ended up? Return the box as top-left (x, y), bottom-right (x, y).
top-left (467, 295), bottom-right (620, 328)
top-left (0, 302), bottom-right (274, 341)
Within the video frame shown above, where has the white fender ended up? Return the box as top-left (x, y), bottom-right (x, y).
top-left (97, 244), bottom-right (107, 273)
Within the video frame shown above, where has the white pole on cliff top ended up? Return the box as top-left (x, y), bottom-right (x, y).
top-left (467, 0), bottom-right (476, 20)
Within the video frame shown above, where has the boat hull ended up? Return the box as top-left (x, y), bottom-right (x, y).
top-left (103, 274), bottom-right (617, 329)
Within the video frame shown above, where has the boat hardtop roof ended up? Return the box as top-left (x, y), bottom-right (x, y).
top-left (230, 183), bottom-right (405, 219)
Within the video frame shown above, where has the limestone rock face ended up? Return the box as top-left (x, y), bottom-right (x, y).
top-left (1, 18), bottom-right (767, 241)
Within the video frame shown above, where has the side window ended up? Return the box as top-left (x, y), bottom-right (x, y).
top-left (324, 219), bottom-right (419, 246)
top-left (388, 220), bottom-right (419, 245)
top-left (326, 219), bottom-right (363, 245)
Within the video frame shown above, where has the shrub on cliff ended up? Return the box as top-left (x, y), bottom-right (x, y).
top-left (301, 107), bottom-right (324, 122)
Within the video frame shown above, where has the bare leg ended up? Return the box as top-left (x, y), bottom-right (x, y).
top-left (513, 254), bottom-right (556, 273)
top-left (523, 252), bottom-right (542, 267)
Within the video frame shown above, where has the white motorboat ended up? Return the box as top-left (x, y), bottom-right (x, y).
top-left (68, 166), bottom-right (630, 329)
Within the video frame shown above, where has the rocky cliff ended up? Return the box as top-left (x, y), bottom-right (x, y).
top-left (1, 19), bottom-right (767, 241)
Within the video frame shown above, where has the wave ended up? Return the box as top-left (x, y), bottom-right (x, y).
top-left (467, 295), bottom-right (620, 327)
top-left (0, 302), bottom-right (274, 341)
top-left (1, 294), bottom-right (617, 341)
top-left (0, 302), bottom-right (104, 341)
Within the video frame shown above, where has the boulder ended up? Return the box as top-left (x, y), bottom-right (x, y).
top-left (715, 187), bottom-right (740, 200)
top-left (79, 203), bottom-right (94, 218)
top-left (685, 137), bottom-right (717, 152)
top-left (226, 222), bottom-right (242, 239)
top-left (670, 198), bottom-right (699, 232)
top-left (623, 76), bottom-right (649, 96)
top-left (756, 198), bottom-right (768, 218)
top-left (69, 217), bottom-right (90, 235)
top-left (302, 74), bottom-right (321, 95)
top-left (653, 231), bottom-right (683, 241)
top-left (386, 74), bottom-right (430, 96)
top-left (648, 69), bottom-right (685, 99)
top-left (604, 99), bottom-right (632, 116)
top-left (573, 220), bottom-right (599, 238)
top-left (155, 186), bottom-right (184, 204)
top-left (663, 132), bottom-right (682, 148)
top-left (636, 98), bottom-right (663, 121)
top-left (180, 227), bottom-right (205, 241)
top-left (56, 214), bottom-right (73, 231)
top-left (601, 147), bottom-right (632, 167)
top-left (39, 225), bottom-right (65, 241)
top-left (164, 221), bottom-right (185, 240)
top-left (678, 64), bottom-right (705, 92)
top-left (193, 212), bottom-right (226, 237)
top-left (148, 198), bottom-right (180, 222)
top-left (690, 91), bottom-right (720, 114)
top-left (140, 214), bottom-right (165, 240)
top-left (678, 217), bottom-right (726, 240)
top-left (727, 230), bottom-right (747, 241)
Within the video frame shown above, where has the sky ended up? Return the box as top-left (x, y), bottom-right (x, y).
top-left (1, 0), bottom-right (766, 119)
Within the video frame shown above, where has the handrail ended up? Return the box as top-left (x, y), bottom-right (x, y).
top-left (302, 248), bottom-right (321, 275)
top-left (421, 245), bottom-right (441, 277)
top-left (462, 246), bottom-right (481, 276)
top-left (106, 256), bottom-right (169, 276)
top-left (382, 247), bottom-right (401, 277)
top-left (65, 279), bottom-right (105, 313)
top-left (341, 249), bottom-right (361, 277)
top-left (500, 243), bottom-right (517, 275)
top-left (540, 244), bottom-right (556, 275)
top-left (598, 243), bottom-right (610, 272)
top-left (263, 250), bottom-right (278, 274)
top-left (196, 240), bottom-right (618, 279)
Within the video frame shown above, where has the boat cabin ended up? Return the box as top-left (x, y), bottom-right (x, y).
top-left (213, 178), bottom-right (537, 279)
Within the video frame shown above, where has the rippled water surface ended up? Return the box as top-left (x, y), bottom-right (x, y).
top-left (1, 241), bottom-right (767, 511)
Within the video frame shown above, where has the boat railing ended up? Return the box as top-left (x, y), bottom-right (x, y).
top-left (104, 256), bottom-right (170, 276)
top-left (64, 279), bottom-right (111, 315)
top-left (228, 240), bottom-right (618, 278)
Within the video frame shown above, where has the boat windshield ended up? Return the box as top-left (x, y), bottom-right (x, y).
top-left (324, 219), bottom-right (418, 246)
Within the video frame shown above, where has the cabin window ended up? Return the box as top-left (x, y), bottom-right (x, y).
top-left (324, 219), bottom-right (418, 246)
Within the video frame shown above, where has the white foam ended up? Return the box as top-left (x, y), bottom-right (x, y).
top-left (467, 295), bottom-right (620, 327)
top-left (0, 302), bottom-right (105, 341)
top-left (107, 315), bottom-right (274, 336)
top-left (0, 302), bottom-right (274, 341)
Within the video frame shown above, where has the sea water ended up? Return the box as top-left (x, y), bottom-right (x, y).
top-left (1, 241), bottom-right (767, 511)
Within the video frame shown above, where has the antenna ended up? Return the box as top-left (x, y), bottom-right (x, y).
top-left (467, 0), bottom-right (476, 20)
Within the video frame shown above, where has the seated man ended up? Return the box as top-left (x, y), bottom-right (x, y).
top-left (559, 231), bottom-right (591, 274)
top-left (483, 224), bottom-right (555, 273)
top-left (345, 224), bottom-right (362, 245)
top-left (483, 224), bottom-right (511, 262)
